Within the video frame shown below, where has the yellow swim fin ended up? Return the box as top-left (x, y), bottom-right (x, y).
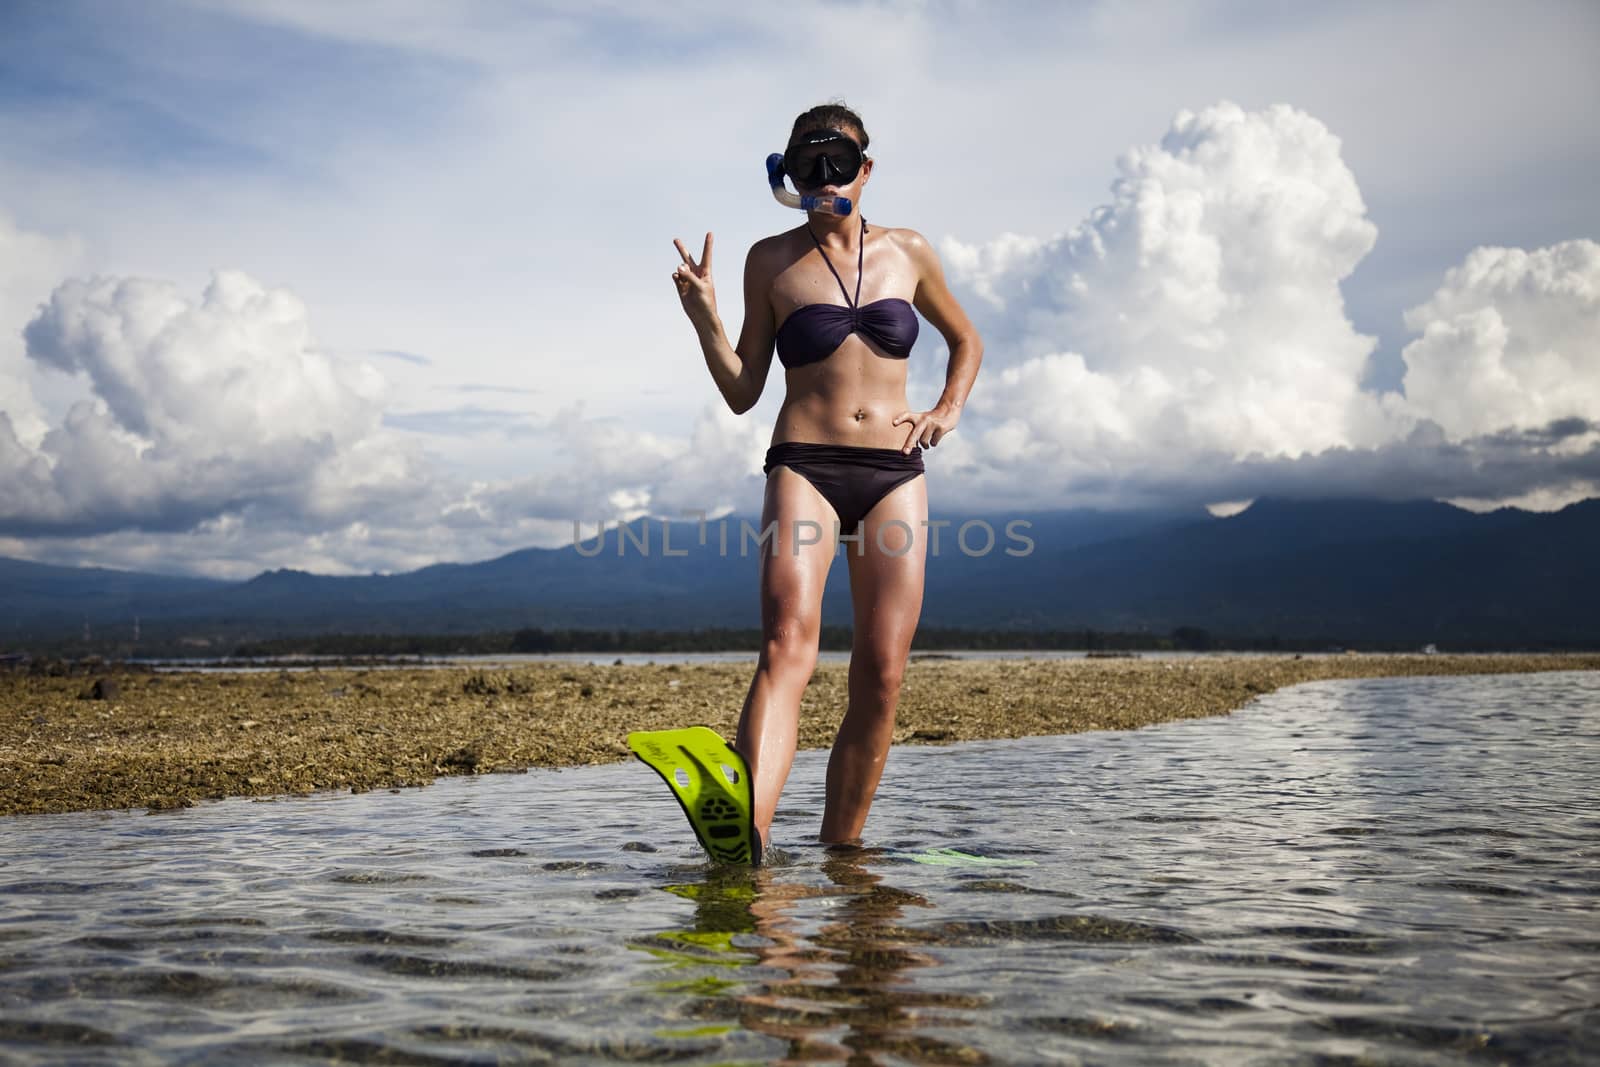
top-left (628, 726), bottom-right (760, 865)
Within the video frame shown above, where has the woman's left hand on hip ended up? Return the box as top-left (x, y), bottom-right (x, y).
top-left (891, 405), bottom-right (960, 453)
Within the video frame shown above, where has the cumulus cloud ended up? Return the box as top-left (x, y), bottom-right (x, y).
top-left (1397, 240), bottom-right (1600, 441)
top-left (0, 233), bottom-right (768, 574)
top-left (2, 268), bottom-right (436, 535)
top-left (943, 102), bottom-right (1387, 481)
top-left (936, 101), bottom-right (1598, 511)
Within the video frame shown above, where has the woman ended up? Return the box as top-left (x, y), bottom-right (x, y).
top-left (671, 103), bottom-right (983, 854)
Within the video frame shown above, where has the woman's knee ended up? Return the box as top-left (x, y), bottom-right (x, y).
top-left (762, 617), bottom-right (820, 674)
top-left (850, 646), bottom-right (906, 696)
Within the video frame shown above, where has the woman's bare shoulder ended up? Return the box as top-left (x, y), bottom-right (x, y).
top-left (876, 224), bottom-right (932, 250)
top-left (876, 225), bottom-right (940, 271)
top-left (746, 228), bottom-right (805, 274)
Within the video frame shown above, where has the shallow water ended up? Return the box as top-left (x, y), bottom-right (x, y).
top-left (3, 670), bottom-right (1597, 1065)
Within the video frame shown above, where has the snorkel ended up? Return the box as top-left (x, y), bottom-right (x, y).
top-left (766, 153), bottom-right (853, 216)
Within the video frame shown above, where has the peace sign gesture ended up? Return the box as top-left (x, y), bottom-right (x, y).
top-left (671, 233), bottom-right (717, 325)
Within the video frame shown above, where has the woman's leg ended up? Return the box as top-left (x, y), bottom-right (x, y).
top-left (736, 465), bottom-right (838, 845)
top-left (821, 474), bottom-right (928, 844)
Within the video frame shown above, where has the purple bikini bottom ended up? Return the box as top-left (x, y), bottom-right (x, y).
top-left (763, 442), bottom-right (925, 535)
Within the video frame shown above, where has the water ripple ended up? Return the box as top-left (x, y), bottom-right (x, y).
top-left (1, 669), bottom-right (1597, 1063)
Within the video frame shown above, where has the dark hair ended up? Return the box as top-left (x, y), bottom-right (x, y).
top-left (790, 102), bottom-right (870, 153)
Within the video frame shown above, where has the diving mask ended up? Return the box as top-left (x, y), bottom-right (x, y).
top-left (766, 130), bottom-right (862, 217)
top-left (782, 129), bottom-right (865, 187)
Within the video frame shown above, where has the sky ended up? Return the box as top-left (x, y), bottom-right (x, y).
top-left (1, 0), bottom-right (1597, 580)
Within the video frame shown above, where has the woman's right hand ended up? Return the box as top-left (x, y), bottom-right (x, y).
top-left (672, 233), bottom-right (717, 324)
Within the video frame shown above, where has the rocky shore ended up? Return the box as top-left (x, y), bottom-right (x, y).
top-left (3, 653), bottom-right (1596, 817)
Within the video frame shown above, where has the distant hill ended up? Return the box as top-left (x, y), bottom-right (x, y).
top-left (953, 498), bottom-right (1593, 643)
top-left (3, 498), bottom-right (1596, 652)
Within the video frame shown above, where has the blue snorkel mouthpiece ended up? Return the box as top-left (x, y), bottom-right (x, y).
top-left (766, 153), bottom-right (853, 217)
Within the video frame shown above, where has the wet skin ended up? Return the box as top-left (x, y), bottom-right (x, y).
top-left (671, 125), bottom-right (984, 847)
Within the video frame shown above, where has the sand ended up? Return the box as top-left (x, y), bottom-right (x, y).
top-left (3, 652), bottom-right (1596, 817)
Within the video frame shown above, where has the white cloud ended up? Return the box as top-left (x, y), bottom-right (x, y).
top-left (1397, 240), bottom-right (1600, 440)
top-left (930, 102), bottom-right (1598, 513)
top-left (939, 102), bottom-right (1391, 500)
top-left (4, 268), bottom-right (431, 533)
top-left (0, 204), bottom-right (769, 576)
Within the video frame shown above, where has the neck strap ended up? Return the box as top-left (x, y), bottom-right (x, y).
top-left (805, 216), bottom-right (867, 308)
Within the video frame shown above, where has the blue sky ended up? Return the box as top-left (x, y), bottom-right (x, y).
top-left (1, 0), bottom-right (1597, 578)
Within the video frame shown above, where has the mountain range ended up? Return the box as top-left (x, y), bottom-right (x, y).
top-left (3, 497), bottom-right (1596, 653)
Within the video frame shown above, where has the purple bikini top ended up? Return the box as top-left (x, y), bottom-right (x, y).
top-left (774, 218), bottom-right (920, 370)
